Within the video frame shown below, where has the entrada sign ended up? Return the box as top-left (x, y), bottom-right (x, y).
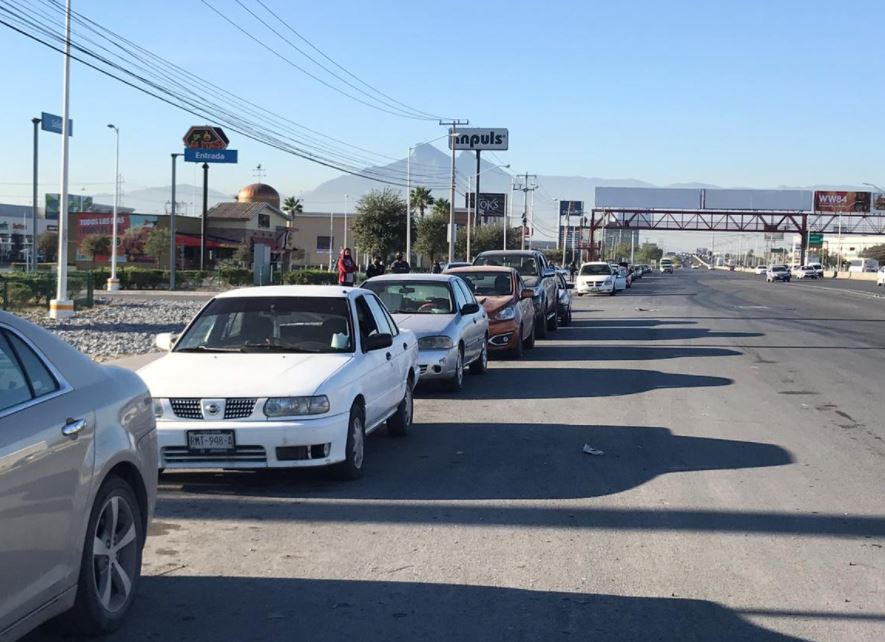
top-left (449, 128), bottom-right (509, 150)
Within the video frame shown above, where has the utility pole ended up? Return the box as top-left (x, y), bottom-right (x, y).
top-left (405, 146), bottom-right (411, 262)
top-left (513, 172), bottom-right (537, 250)
top-left (106, 124), bottom-right (120, 290)
top-left (505, 177), bottom-right (515, 250)
top-left (441, 119), bottom-right (469, 263)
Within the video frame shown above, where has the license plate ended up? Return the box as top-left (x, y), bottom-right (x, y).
top-left (187, 430), bottom-right (235, 452)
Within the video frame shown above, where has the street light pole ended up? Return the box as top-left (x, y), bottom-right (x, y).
top-left (344, 193), bottom-right (349, 250)
top-left (50, 0), bottom-right (73, 319)
top-left (405, 146), bottom-right (411, 262)
top-left (169, 153), bottom-right (179, 290)
top-left (106, 124), bottom-right (120, 290)
top-left (440, 119), bottom-right (468, 263)
top-left (31, 117), bottom-right (40, 273)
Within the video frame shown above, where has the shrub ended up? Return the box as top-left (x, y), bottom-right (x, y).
top-left (281, 269), bottom-right (349, 285)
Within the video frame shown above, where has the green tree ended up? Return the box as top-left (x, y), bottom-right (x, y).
top-left (80, 234), bottom-right (111, 268)
top-left (431, 198), bottom-right (450, 218)
top-left (861, 244), bottom-right (885, 262)
top-left (282, 196), bottom-right (303, 218)
top-left (143, 227), bottom-right (171, 268)
top-left (414, 209), bottom-right (449, 262)
top-left (410, 187), bottom-right (434, 218)
top-left (635, 242), bottom-right (663, 265)
top-left (455, 223), bottom-right (521, 257)
top-left (37, 231), bottom-right (58, 262)
top-left (351, 188), bottom-right (409, 259)
top-left (233, 241), bottom-right (252, 266)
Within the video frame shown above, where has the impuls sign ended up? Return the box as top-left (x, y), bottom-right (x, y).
top-left (448, 128), bottom-right (509, 150)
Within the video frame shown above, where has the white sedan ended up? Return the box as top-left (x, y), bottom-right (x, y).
top-left (139, 285), bottom-right (419, 479)
top-left (754, 265), bottom-right (767, 275)
top-left (878, 266), bottom-right (885, 286)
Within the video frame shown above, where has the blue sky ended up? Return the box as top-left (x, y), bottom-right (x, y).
top-left (1, 0), bottom-right (883, 211)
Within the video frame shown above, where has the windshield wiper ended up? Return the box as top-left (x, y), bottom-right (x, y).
top-left (174, 346), bottom-right (243, 353)
top-left (240, 342), bottom-right (321, 353)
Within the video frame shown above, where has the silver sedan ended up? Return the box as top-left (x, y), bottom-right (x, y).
top-left (0, 312), bottom-right (157, 641)
top-left (362, 274), bottom-right (489, 392)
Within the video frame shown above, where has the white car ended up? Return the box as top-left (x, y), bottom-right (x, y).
top-left (139, 286), bottom-right (419, 479)
top-left (362, 274), bottom-right (489, 391)
top-left (609, 265), bottom-right (628, 291)
top-left (877, 266), bottom-right (885, 286)
top-left (791, 265), bottom-right (818, 279)
top-left (754, 265), bottom-right (767, 275)
top-left (575, 262), bottom-right (616, 295)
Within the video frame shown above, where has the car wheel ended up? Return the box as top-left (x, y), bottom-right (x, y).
top-left (335, 404), bottom-right (365, 480)
top-left (469, 339), bottom-right (488, 374)
top-left (535, 313), bottom-right (547, 339)
top-left (445, 347), bottom-right (464, 392)
top-left (563, 307), bottom-right (572, 326)
top-left (67, 476), bottom-right (144, 636)
top-left (387, 378), bottom-right (413, 437)
top-left (511, 328), bottom-right (525, 359)
top-left (523, 322), bottom-right (536, 350)
top-left (610, 287), bottom-right (616, 296)
top-left (547, 306), bottom-right (559, 331)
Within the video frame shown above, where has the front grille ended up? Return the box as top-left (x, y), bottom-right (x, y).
top-left (170, 398), bottom-right (202, 420)
top-left (224, 398), bottom-right (257, 419)
top-left (418, 365), bottom-right (428, 375)
top-left (162, 445), bottom-right (267, 464)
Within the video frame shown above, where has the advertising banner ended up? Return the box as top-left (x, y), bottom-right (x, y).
top-left (559, 200), bottom-right (583, 216)
top-left (873, 193), bottom-right (885, 213)
top-left (46, 193), bottom-right (93, 219)
top-left (448, 128), bottom-right (509, 150)
top-left (75, 214), bottom-right (158, 263)
top-left (466, 192), bottom-right (506, 217)
top-left (813, 191), bottom-right (871, 212)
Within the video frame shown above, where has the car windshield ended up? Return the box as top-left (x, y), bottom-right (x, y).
top-left (455, 272), bottom-right (513, 296)
top-left (581, 264), bottom-right (611, 276)
top-left (475, 254), bottom-right (539, 285)
top-left (362, 281), bottom-right (454, 314)
top-left (174, 296), bottom-right (354, 353)
top-left (772, 266), bottom-right (787, 272)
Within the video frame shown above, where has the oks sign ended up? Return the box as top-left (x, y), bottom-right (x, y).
top-left (467, 192), bottom-right (506, 216)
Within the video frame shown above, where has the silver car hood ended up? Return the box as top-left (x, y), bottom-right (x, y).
top-left (392, 313), bottom-right (457, 338)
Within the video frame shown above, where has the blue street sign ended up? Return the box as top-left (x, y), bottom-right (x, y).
top-left (559, 200), bottom-right (583, 216)
top-left (40, 112), bottom-right (73, 136)
top-left (184, 148), bottom-right (238, 163)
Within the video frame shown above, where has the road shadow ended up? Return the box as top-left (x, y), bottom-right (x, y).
top-left (26, 577), bottom-right (808, 642)
top-left (422, 367), bottom-right (732, 400)
top-left (157, 422), bottom-right (788, 501)
top-left (524, 345), bottom-right (743, 361)
top-left (569, 318), bottom-right (698, 327)
top-left (557, 327), bottom-right (764, 342)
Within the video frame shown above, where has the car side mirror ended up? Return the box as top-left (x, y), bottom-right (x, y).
top-left (365, 333), bottom-right (393, 351)
top-left (521, 288), bottom-right (534, 300)
top-left (460, 302), bottom-right (480, 315)
top-left (565, 282), bottom-right (574, 289)
top-left (543, 268), bottom-right (557, 278)
top-left (155, 332), bottom-right (177, 351)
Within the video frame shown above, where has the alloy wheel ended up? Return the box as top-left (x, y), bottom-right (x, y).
top-left (91, 495), bottom-right (138, 614)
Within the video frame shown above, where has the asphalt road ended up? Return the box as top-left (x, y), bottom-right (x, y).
top-left (29, 270), bottom-right (884, 641)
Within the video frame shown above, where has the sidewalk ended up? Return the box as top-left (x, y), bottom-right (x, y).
top-left (107, 352), bottom-right (163, 370)
top-left (99, 289), bottom-right (218, 299)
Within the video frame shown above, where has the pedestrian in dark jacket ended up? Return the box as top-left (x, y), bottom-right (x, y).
top-left (431, 261), bottom-right (442, 274)
top-left (337, 247), bottom-right (357, 286)
top-left (365, 255), bottom-right (385, 279)
top-left (389, 251), bottom-right (411, 274)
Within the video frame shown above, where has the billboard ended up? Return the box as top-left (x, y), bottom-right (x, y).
top-left (873, 193), bottom-right (885, 213)
top-left (45, 193), bottom-right (93, 220)
top-left (466, 193), bottom-right (506, 217)
top-left (448, 128), bottom-right (509, 150)
top-left (75, 214), bottom-right (158, 263)
top-left (813, 191), bottom-right (871, 212)
top-left (559, 200), bottom-right (583, 216)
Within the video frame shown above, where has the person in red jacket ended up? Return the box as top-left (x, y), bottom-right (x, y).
top-left (337, 247), bottom-right (357, 286)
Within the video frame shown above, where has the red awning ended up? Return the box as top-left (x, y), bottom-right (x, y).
top-left (175, 234), bottom-right (235, 249)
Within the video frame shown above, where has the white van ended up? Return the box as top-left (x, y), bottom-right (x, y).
top-left (659, 258), bottom-right (674, 273)
top-left (848, 258), bottom-right (879, 273)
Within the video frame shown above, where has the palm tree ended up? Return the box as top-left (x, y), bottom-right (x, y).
top-left (431, 198), bottom-right (450, 217)
top-left (410, 187), bottom-right (434, 218)
top-left (282, 196), bottom-right (303, 218)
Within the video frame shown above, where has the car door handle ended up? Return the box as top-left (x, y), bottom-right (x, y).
top-left (61, 418), bottom-right (87, 438)
top-left (386, 352), bottom-right (392, 361)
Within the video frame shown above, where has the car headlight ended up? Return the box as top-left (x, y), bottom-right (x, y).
top-left (604, 278), bottom-right (612, 285)
top-left (418, 335), bottom-right (454, 350)
top-left (152, 399), bottom-right (164, 419)
top-left (494, 305), bottom-right (516, 321)
top-left (264, 395), bottom-right (330, 417)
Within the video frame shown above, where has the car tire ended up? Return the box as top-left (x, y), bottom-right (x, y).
top-left (469, 339), bottom-right (488, 375)
top-left (67, 475), bottom-right (144, 637)
top-left (523, 322), bottom-right (536, 350)
top-left (387, 378), bottom-right (413, 437)
top-left (511, 328), bottom-right (524, 359)
top-left (534, 312), bottom-right (547, 339)
top-left (562, 307), bottom-right (572, 326)
top-left (335, 404), bottom-right (365, 480)
top-left (610, 287), bottom-right (616, 296)
top-left (444, 347), bottom-right (464, 392)
top-left (547, 306), bottom-right (558, 332)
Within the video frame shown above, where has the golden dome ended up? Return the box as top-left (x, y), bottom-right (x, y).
top-left (237, 183), bottom-right (280, 209)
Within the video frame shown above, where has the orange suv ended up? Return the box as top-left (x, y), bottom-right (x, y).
top-left (446, 266), bottom-right (536, 358)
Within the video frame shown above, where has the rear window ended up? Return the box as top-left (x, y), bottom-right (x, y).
top-left (362, 281), bottom-right (454, 314)
top-left (452, 272), bottom-right (513, 296)
top-left (475, 254), bottom-right (538, 278)
top-left (580, 264), bottom-right (611, 276)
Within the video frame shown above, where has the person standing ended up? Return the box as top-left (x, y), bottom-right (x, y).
top-left (337, 247), bottom-right (357, 286)
top-left (431, 261), bottom-right (442, 274)
top-left (390, 251), bottom-right (411, 274)
top-left (365, 255), bottom-right (385, 279)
